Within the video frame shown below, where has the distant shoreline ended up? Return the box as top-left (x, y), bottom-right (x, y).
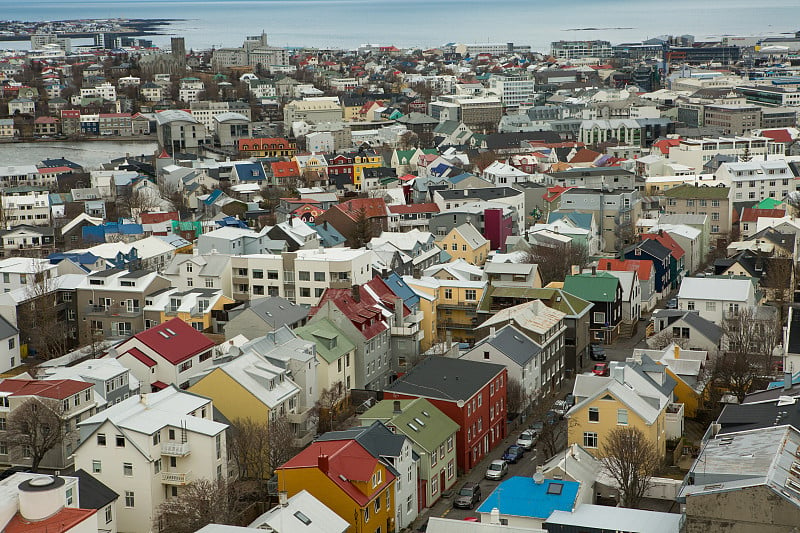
top-left (0, 18), bottom-right (183, 42)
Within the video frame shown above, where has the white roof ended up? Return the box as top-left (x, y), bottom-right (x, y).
top-left (61, 213), bottom-right (103, 236)
top-left (249, 490), bottom-right (349, 533)
top-left (426, 517), bottom-right (542, 533)
top-left (481, 299), bottom-right (566, 335)
top-left (651, 223), bottom-right (701, 240)
top-left (677, 277), bottom-right (753, 302)
top-left (546, 504), bottom-right (683, 533)
top-left (80, 386), bottom-right (226, 437)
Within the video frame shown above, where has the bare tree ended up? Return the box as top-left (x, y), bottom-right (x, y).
top-left (398, 130), bottom-right (418, 149)
top-left (267, 416), bottom-right (298, 472)
top-left (7, 398), bottom-right (71, 472)
top-left (17, 261), bottom-right (71, 360)
top-left (229, 417), bottom-right (270, 482)
top-left (158, 179), bottom-right (189, 217)
top-left (522, 242), bottom-right (589, 285)
top-left (613, 217), bottom-right (637, 253)
top-left (531, 401), bottom-right (568, 460)
top-left (599, 426), bottom-right (663, 509)
top-left (506, 377), bottom-right (524, 416)
top-left (155, 478), bottom-right (246, 533)
top-left (762, 257), bottom-right (794, 323)
top-left (116, 187), bottom-right (163, 218)
top-left (348, 208), bottom-right (373, 249)
top-left (646, 328), bottom-right (691, 350)
top-left (311, 382), bottom-right (347, 434)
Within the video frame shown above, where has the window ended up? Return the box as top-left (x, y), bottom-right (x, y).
top-left (97, 433), bottom-right (107, 446)
top-left (179, 360), bottom-right (193, 373)
top-left (298, 271), bottom-right (310, 281)
top-left (216, 434), bottom-right (222, 459)
top-left (300, 287), bottom-right (311, 298)
top-left (447, 459), bottom-right (454, 479)
top-left (66, 487), bottom-right (74, 506)
top-left (465, 289), bottom-right (476, 301)
top-left (711, 212), bottom-right (720, 221)
top-left (588, 407), bottom-right (599, 422)
top-left (205, 278), bottom-right (214, 288)
top-left (314, 272), bottom-right (325, 282)
top-left (22, 445), bottom-right (31, 458)
top-left (123, 463), bottom-right (133, 476)
top-left (252, 269), bottom-right (264, 279)
top-left (706, 301), bottom-right (716, 311)
top-left (447, 435), bottom-right (454, 451)
top-left (0, 417), bottom-right (4, 431)
top-left (687, 301), bottom-right (695, 311)
top-left (116, 435), bottom-right (125, 447)
top-left (92, 460), bottom-right (102, 473)
top-left (593, 312), bottom-right (606, 324)
top-left (374, 497), bottom-right (380, 514)
top-left (444, 288), bottom-right (452, 299)
top-left (431, 474), bottom-right (439, 494)
top-left (364, 506), bottom-right (369, 523)
top-left (583, 432), bottom-right (598, 448)
top-left (7, 338), bottom-right (13, 350)
top-left (105, 505), bottom-right (112, 524)
top-left (125, 491), bottom-right (135, 508)
top-left (711, 200), bottom-right (720, 207)
top-left (267, 270), bottom-right (279, 280)
top-left (154, 459), bottom-right (161, 474)
top-left (617, 409), bottom-right (628, 425)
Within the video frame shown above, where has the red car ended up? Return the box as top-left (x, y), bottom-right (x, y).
top-left (592, 362), bottom-right (609, 376)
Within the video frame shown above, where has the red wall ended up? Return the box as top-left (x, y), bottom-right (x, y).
top-left (483, 208), bottom-right (514, 251)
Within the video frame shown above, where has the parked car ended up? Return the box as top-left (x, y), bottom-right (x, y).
top-left (590, 343), bottom-right (606, 361)
top-left (565, 393), bottom-right (575, 409)
top-left (517, 429), bottom-right (537, 450)
top-left (552, 399), bottom-right (569, 418)
top-left (485, 459), bottom-right (509, 480)
top-left (666, 298), bottom-right (678, 309)
top-left (592, 362), bottom-right (610, 376)
top-left (530, 420), bottom-right (544, 432)
top-left (454, 482), bottom-right (482, 509)
top-left (502, 445), bottom-right (525, 464)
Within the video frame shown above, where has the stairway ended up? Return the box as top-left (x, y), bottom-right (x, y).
top-left (618, 320), bottom-right (638, 339)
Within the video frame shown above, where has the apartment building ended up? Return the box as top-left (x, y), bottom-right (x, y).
top-left (665, 136), bottom-right (782, 168)
top-left (551, 40), bottom-right (613, 59)
top-left (283, 99), bottom-right (342, 124)
top-left (1, 186), bottom-right (52, 226)
top-left (75, 269), bottom-right (172, 344)
top-left (36, 358), bottom-right (140, 408)
top-left (703, 104), bottom-right (762, 135)
top-left (163, 253), bottom-right (233, 296)
top-left (429, 96), bottom-right (503, 132)
top-left (190, 100), bottom-right (252, 129)
top-left (488, 73), bottom-right (536, 107)
top-left (663, 184), bottom-right (732, 237)
top-left (0, 379), bottom-right (97, 472)
top-left (555, 188), bottom-right (642, 252)
top-left (228, 248), bottom-right (373, 306)
top-left (74, 386), bottom-right (228, 533)
top-left (716, 160), bottom-right (797, 201)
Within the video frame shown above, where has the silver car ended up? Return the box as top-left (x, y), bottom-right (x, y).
top-left (485, 459), bottom-right (508, 480)
top-left (516, 429), bottom-right (537, 450)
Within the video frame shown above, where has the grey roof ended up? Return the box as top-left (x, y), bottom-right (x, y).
top-left (0, 314), bottom-right (19, 340)
top-left (247, 296), bottom-right (309, 327)
top-left (437, 187), bottom-right (523, 201)
top-left (386, 356), bottom-right (505, 402)
top-left (716, 398), bottom-right (800, 434)
top-left (73, 468), bottom-right (118, 509)
top-left (474, 324), bottom-right (541, 366)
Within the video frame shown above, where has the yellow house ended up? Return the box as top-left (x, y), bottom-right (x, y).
top-left (567, 359), bottom-right (678, 459)
top-left (352, 152), bottom-right (383, 189)
top-left (277, 440), bottom-right (396, 533)
top-left (435, 223), bottom-right (490, 266)
top-left (405, 276), bottom-right (486, 346)
top-left (144, 288), bottom-right (234, 333)
top-left (189, 350), bottom-right (302, 426)
top-left (634, 344), bottom-right (709, 419)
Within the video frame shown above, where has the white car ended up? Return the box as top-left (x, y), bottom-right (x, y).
top-left (485, 459), bottom-right (508, 480)
top-left (516, 429), bottom-right (537, 450)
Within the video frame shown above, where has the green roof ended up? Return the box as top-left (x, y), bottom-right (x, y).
top-left (360, 398), bottom-right (459, 453)
top-left (756, 197), bottom-right (784, 209)
top-left (564, 272), bottom-right (620, 303)
top-left (294, 318), bottom-right (355, 364)
top-left (663, 184), bottom-right (729, 199)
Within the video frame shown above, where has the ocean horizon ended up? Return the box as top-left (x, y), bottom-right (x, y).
top-left (2, 0), bottom-right (799, 52)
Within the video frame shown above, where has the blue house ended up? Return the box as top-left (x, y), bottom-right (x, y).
top-left (622, 238), bottom-right (672, 296)
top-left (477, 476), bottom-right (579, 528)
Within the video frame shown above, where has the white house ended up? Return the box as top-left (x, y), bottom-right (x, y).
top-left (247, 489), bottom-right (349, 532)
top-left (74, 386), bottom-right (228, 533)
top-left (676, 277), bottom-right (757, 325)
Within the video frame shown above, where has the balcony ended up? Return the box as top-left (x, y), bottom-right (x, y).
top-left (293, 429), bottom-right (314, 448)
top-left (161, 471), bottom-right (192, 485)
top-left (329, 277), bottom-right (352, 289)
top-left (232, 275), bottom-right (249, 285)
top-left (391, 323), bottom-right (420, 337)
top-left (287, 406), bottom-right (313, 425)
top-left (440, 319), bottom-right (477, 330)
top-left (161, 441), bottom-right (191, 456)
top-left (85, 305), bottom-right (141, 318)
top-left (437, 300), bottom-right (478, 310)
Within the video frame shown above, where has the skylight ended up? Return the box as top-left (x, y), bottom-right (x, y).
top-left (546, 482), bottom-right (564, 495)
top-left (294, 511), bottom-right (312, 526)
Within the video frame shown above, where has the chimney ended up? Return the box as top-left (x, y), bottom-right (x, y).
top-left (674, 345), bottom-right (680, 359)
top-left (489, 508), bottom-right (501, 525)
top-left (393, 400), bottom-right (402, 414)
top-left (571, 265), bottom-right (580, 275)
top-left (446, 330), bottom-right (453, 350)
top-left (318, 454), bottom-right (329, 472)
top-left (278, 491), bottom-right (289, 507)
top-left (490, 326), bottom-right (496, 337)
top-left (140, 393), bottom-right (148, 406)
top-left (785, 371), bottom-right (793, 391)
top-left (591, 265), bottom-right (597, 276)
top-left (351, 285), bottom-right (360, 303)
top-left (412, 268), bottom-right (421, 279)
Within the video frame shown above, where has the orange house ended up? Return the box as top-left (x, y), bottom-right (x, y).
top-left (276, 440), bottom-right (396, 533)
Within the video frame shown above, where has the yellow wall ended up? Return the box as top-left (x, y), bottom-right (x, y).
top-left (189, 369), bottom-right (269, 424)
top-left (435, 284), bottom-right (484, 344)
top-left (352, 154), bottom-right (382, 188)
top-left (416, 296), bottom-right (437, 353)
top-left (163, 296), bottom-right (234, 332)
top-left (278, 464), bottom-right (395, 533)
top-left (665, 367), bottom-right (701, 418)
top-left (567, 391), bottom-right (666, 459)
top-left (436, 228), bottom-right (490, 266)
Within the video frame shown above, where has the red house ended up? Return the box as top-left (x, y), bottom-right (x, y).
top-left (384, 357), bottom-right (507, 473)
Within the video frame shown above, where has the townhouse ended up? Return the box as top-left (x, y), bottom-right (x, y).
top-left (676, 276), bottom-right (757, 325)
top-left (717, 159), bottom-right (797, 202)
top-left (384, 356), bottom-right (507, 473)
top-left (74, 386), bottom-right (228, 533)
top-left (564, 271), bottom-right (623, 344)
top-left (435, 223), bottom-right (490, 266)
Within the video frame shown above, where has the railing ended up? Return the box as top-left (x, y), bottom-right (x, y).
top-left (391, 324), bottom-right (420, 336)
top-left (293, 429), bottom-right (314, 448)
top-left (437, 300), bottom-right (478, 310)
top-left (85, 305), bottom-right (141, 317)
top-left (161, 441), bottom-right (191, 456)
top-left (161, 471), bottom-right (192, 485)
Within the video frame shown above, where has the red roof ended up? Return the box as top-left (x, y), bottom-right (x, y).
top-left (238, 137), bottom-right (293, 151)
top-left (151, 380), bottom-right (169, 390)
top-left (543, 186), bottom-right (573, 203)
top-left (653, 138), bottom-right (681, 155)
top-left (38, 166), bottom-right (72, 174)
top-left (337, 197), bottom-right (388, 221)
top-left (0, 379), bottom-right (92, 400)
top-left (309, 288), bottom-right (388, 340)
top-left (596, 258), bottom-right (653, 281)
top-left (271, 160), bottom-right (301, 177)
top-left (759, 129), bottom-right (794, 144)
top-left (641, 231), bottom-right (685, 259)
top-left (364, 277), bottom-right (411, 318)
top-left (388, 203), bottom-right (440, 214)
top-left (740, 207), bottom-right (786, 223)
top-left (140, 211), bottom-right (178, 224)
top-left (128, 318), bottom-right (214, 365)
top-left (569, 148), bottom-right (602, 164)
top-left (6, 507), bottom-right (96, 533)
top-left (280, 440), bottom-right (395, 506)
top-left (123, 347), bottom-right (157, 367)
top-left (398, 174), bottom-right (417, 182)
top-left (99, 113), bottom-right (131, 118)
top-left (34, 116), bottom-right (58, 123)
top-left (60, 110), bottom-right (80, 118)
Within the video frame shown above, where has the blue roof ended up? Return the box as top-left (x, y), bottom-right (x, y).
top-left (476, 476), bottom-right (579, 519)
top-left (205, 189), bottom-right (224, 205)
top-left (548, 211), bottom-right (593, 231)
top-left (449, 172), bottom-right (474, 184)
top-left (234, 162), bottom-right (267, 182)
top-left (49, 252), bottom-right (100, 266)
top-left (313, 222), bottom-right (346, 247)
top-left (384, 272), bottom-right (420, 310)
top-left (768, 371), bottom-right (800, 389)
